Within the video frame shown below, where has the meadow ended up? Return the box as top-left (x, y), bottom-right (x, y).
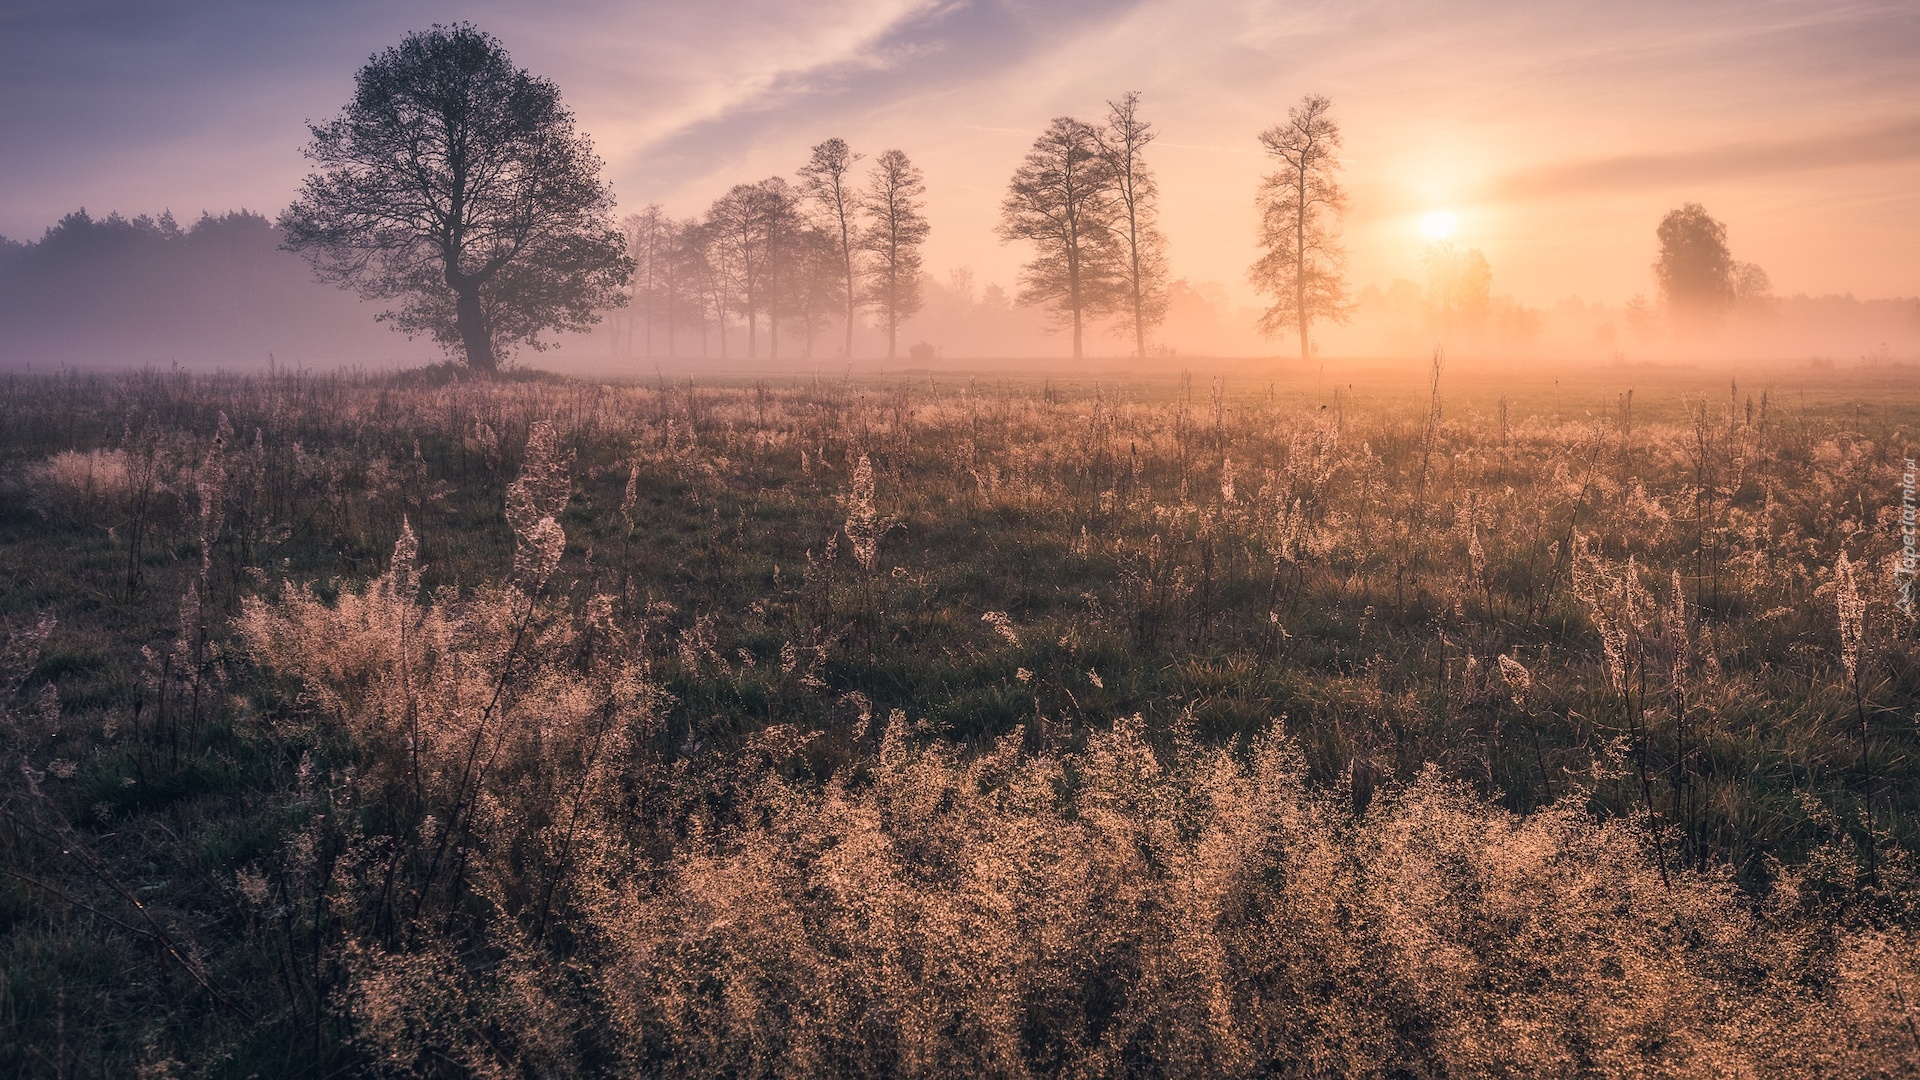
top-left (1, 359), bottom-right (1917, 1077)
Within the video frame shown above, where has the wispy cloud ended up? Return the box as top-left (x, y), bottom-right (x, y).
top-left (1496, 117), bottom-right (1920, 199)
top-left (551, 0), bottom-right (953, 147)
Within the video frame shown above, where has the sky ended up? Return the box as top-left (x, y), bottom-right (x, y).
top-left (3, 0), bottom-right (1918, 310)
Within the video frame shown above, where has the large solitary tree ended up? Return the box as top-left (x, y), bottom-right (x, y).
top-left (999, 117), bottom-right (1120, 360)
top-left (1249, 94), bottom-right (1350, 362)
top-left (280, 24), bottom-right (630, 373)
top-left (1654, 202), bottom-right (1735, 328)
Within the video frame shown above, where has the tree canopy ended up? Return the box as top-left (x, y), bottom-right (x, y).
top-left (1654, 202), bottom-right (1735, 318)
top-left (1096, 93), bottom-right (1169, 359)
top-left (280, 23), bottom-right (630, 372)
top-left (799, 138), bottom-right (865, 359)
top-left (1249, 94), bottom-right (1351, 362)
top-left (998, 117), bottom-right (1121, 360)
top-left (857, 150), bottom-right (930, 361)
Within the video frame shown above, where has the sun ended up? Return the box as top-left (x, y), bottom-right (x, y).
top-left (1420, 211), bottom-right (1457, 240)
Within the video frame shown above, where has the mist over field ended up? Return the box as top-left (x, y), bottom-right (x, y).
top-left (4, 4), bottom-right (1920, 1078)
top-left (5, 201), bottom-right (1917, 372)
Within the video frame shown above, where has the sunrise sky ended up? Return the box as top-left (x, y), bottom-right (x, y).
top-left (4, 0), bottom-right (1917, 310)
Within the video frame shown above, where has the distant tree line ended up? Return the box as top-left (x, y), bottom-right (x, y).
top-left (0, 208), bottom-right (416, 366)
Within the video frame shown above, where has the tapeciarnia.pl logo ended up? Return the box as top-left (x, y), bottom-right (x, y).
top-left (1899, 456), bottom-right (1916, 615)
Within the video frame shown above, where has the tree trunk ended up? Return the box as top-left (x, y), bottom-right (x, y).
top-left (643, 254), bottom-right (656, 358)
top-left (886, 273), bottom-right (897, 360)
top-left (1068, 224), bottom-right (1083, 361)
top-left (767, 243), bottom-right (780, 361)
top-left (454, 284), bottom-right (497, 373)
top-left (1069, 280), bottom-right (1083, 359)
top-left (1129, 196), bottom-right (1145, 359)
top-left (1296, 166), bottom-right (1309, 364)
top-left (841, 199), bottom-right (856, 360)
top-left (884, 238), bottom-right (897, 360)
top-left (1133, 287), bottom-right (1145, 359)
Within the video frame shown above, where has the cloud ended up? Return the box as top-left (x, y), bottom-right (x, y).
top-left (1496, 117), bottom-right (1920, 199)
top-left (593, 0), bottom-right (1147, 196)
top-left (551, 0), bottom-right (952, 148)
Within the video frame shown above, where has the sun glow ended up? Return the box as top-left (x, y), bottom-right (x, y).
top-left (1420, 211), bottom-right (1458, 240)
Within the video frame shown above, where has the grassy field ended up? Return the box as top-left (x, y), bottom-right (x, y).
top-left (2, 359), bottom-right (1917, 1076)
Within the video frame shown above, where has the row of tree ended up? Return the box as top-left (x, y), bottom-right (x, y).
top-left (273, 25), bottom-right (1362, 370)
top-left (270, 25), bottom-right (1774, 372)
top-left (619, 144), bottom-right (929, 361)
top-left (624, 91), bottom-right (1354, 365)
top-left (996, 93), bottom-right (1169, 360)
top-left (622, 93), bottom-right (1179, 364)
top-left (972, 91), bottom-right (1352, 362)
